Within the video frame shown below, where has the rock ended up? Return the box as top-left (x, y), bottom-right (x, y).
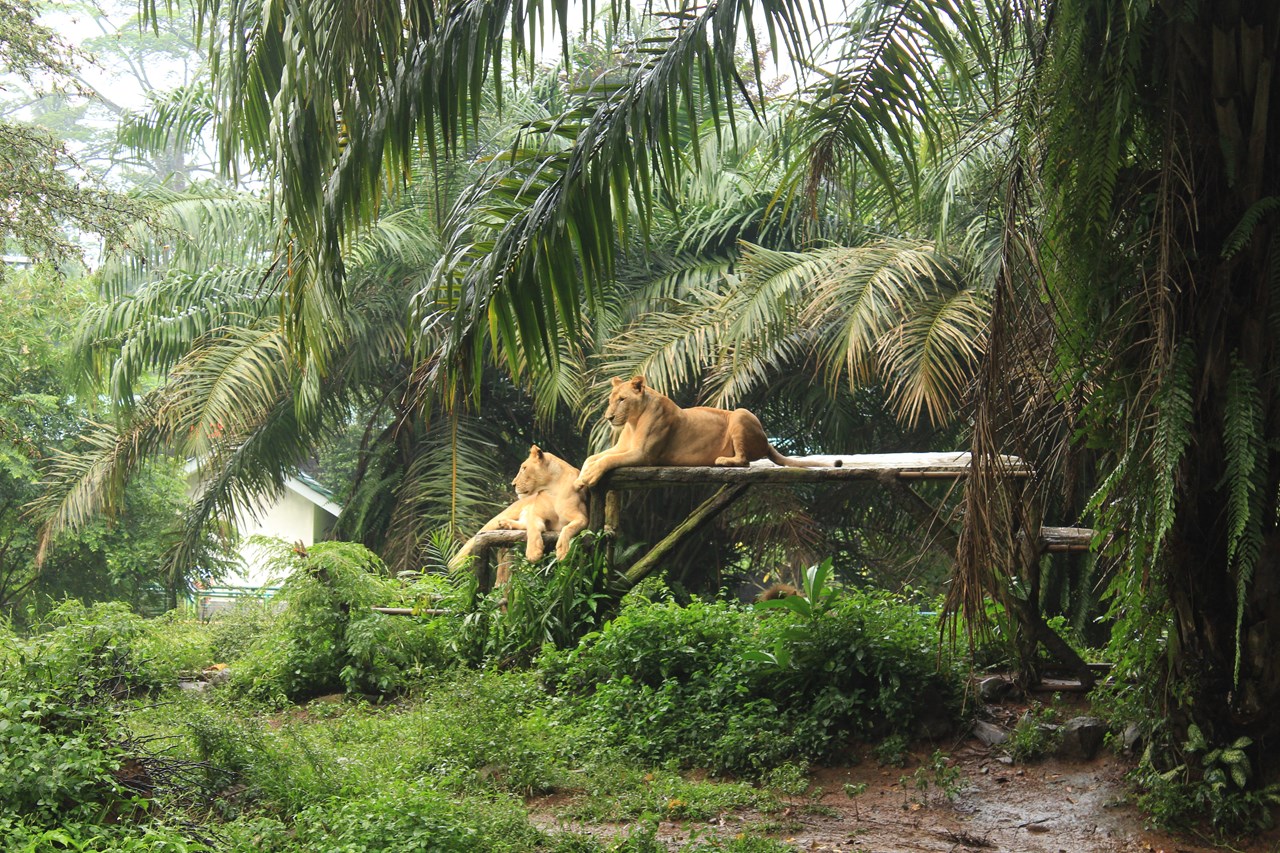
top-left (972, 720), bottom-right (1009, 747)
top-left (913, 705), bottom-right (956, 740)
top-left (178, 680), bottom-right (208, 693)
top-left (978, 675), bottom-right (1014, 702)
top-left (205, 666), bottom-right (232, 686)
top-left (1121, 723), bottom-right (1142, 753)
top-left (1058, 716), bottom-right (1108, 760)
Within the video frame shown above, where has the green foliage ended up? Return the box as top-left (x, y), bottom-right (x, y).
top-left (452, 541), bottom-right (615, 667)
top-left (541, 588), bottom-right (961, 775)
top-left (0, 603), bottom-right (214, 848)
top-left (227, 541), bottom-right (455, 702)
top-left (899, 750), bottom-right (962, 804)
top-left (1006, 703), bottom-right (1063, 762)
top-left (283, 785), bottom-right (543, 852)
top-left (872, 734), bottom-right (909, 768)
top-left (1133, 724), bottom-right (1280, 837)
top-left (0, 817), bottom-right (212, 852)
top-left (1, 269), bottom-right (205, 619)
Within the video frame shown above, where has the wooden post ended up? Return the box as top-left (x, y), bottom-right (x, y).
top-left (603, 489), bottom-right (620, 567)
top-left (620, 483), bottom-right (750, 589)
top-left (588, 489), bottom-right (605, 532)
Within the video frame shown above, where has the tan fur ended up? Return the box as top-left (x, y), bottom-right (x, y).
top-left (575, 376), bottom-right (830, 490)
top-left (451, 445), bottom-right (589, 568)
top-left (756, 582), bottom-right (803, 602)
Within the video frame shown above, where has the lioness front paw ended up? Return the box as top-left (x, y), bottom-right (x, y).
top-left (525, 543), bottom-right (545, 562)
top-left (555, 542), bottom-right (570, 560)
top-left (495, 519), bottom-right (520, 530)
top-left (573, 474), bottom-right (593, 491)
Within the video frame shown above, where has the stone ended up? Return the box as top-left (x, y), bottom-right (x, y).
top-left (1058, 716), bottom-right (1108, 760)
top-left (205, 666), bottom-right (232, 685)
top-left (1121, 722), bottom-right (1142, 753)
top-left (913, 705), bottom-right (956, 740)
top-left (978, 675), bottom-right (1014, 702)
top-left (972, 719), bottom-right (1009, 747)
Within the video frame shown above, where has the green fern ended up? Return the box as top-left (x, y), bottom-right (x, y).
top-left (1222, 196), bottom-right (1280, 260)
top-left (1223, 355), bottom-right (1265, 684)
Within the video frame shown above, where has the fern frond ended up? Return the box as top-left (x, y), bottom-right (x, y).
top-left (1223, 355), bottom-right (1265, 684)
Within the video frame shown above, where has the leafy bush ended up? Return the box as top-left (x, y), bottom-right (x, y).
top-left (286, 785), bottom-right (543, 852)
top-left (540, 582), bottom-right (962, 774)
top-left (449, 541), bottom-right (615, 667)
top-left (226, 541), bottom-right (456, 702)
top-left (0, 686), bottom-right (127, 820)
top-left (1007, 701), bottom-right (1063, 761)
top-left (1133, 723), bottom-right (1280, 837)
top-left (18, 600), bottom-right (186, 694)
top-left (0, 603), bottom-right (213, 848)
top-left (207, 597), bottom-right (277, 662)
top-left (0, 817), bottom-right (213, 852)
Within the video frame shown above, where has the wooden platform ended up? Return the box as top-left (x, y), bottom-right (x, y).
top-left (450, 449), bottom-right (1098, 691)
top-left (602, 452), bottom-right (1031, 488)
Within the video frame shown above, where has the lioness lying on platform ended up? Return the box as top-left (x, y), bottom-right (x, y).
top-left (451, 445), bottom-right (589, 568)
top-left (575, 376), bottom-right (830, 490)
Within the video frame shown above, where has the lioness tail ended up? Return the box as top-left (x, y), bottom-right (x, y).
top-left (765, 445), bottom-right (839, 468)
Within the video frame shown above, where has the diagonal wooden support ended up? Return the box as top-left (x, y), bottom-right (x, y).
top-left (619, 483), bottom-right (751, 590)
top-left (876, 471), bottom-right (961, 559)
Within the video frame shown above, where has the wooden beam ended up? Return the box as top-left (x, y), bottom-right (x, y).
top-left (620, 483), bottom-right (751, 589)
top-left (876, 472), bottom-right (961, 558)
top-left (1040, 526), bottom-right (1096, 553)
top-left (599, 453), bottom-right (1029, 490)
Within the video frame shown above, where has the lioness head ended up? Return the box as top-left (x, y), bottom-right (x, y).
top-left (513, 445), bottom-right (556, 495)
top-left (605, 376), bottom-right (648, 426)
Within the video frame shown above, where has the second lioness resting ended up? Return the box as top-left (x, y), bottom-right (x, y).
top-left (575, 376), bottom-right (829, 490)
top-left (451, 445), bottom-right (588, 568)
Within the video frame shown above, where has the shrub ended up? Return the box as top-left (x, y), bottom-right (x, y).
top-left (448, 542), bottom-right (616, 667)
top-left (226, 541), bottom-right (456, 702)
top-left (0, 816), bottom-right (213, 852)
top-left (0, 603), bottom-right (213, 849)
top-left (207, 597), bottom-right (277, 662)
top-left (540, 586), bottom-right (962, 775)
top-left (285, 784), bottom-right (544, 852)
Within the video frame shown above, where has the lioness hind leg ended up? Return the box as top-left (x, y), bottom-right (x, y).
top-left (714, 419), bottom-right (751, 466)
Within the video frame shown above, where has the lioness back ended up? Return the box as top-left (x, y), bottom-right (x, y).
top-left (574, 376), bottom-right (834, 490)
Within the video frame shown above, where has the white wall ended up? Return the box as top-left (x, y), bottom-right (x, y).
top-left (186, 467), bottom-right (340, 589)
top-left (233, 488), bottom-right (335, 587)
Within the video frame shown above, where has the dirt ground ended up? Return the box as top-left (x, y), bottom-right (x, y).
top-left (530, 700), bottom-right (1280, 853)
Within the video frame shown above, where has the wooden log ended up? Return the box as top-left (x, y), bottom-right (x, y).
top-left (468, 530), bottom-right (560, 550)
top-left (588, 489), bottom-right (605, 530)
top-left (620, 483), bottom-right (751, 589)
top-left (467, 530), bottom-right (562, 592)
top-left (1039, 526), bottom-right (1096, 552)
top-left (604, 490), bottom-right (621, 535)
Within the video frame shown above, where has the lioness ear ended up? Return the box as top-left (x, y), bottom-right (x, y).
top-left (611, 376), bottom-right (624, 388)
top-left (529, 445), bottom-right (543, 458)
top-left (630, 376), bottom-right (646, 390)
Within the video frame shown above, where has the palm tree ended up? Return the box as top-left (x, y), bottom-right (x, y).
top-left (175, 0), bottom-right (1280, 778)
top-left (35, 182), bottom-right (522, 581)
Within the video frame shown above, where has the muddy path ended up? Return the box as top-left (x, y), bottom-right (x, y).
top-left (531, 739), bottom-right (1280, 852)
